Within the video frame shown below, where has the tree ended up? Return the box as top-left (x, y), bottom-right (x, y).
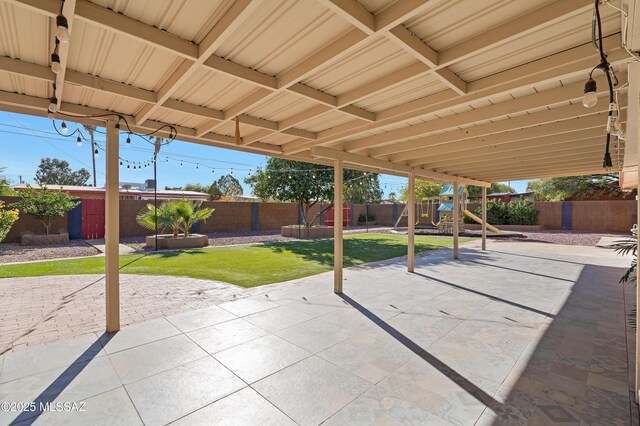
top-left (245, 158), bottom-right (333, 226)
top-left (245, 158), bottom-right (371, 227)
top-left (527, 173), bottom-right (632, 201)
top-left (183, 183), bottom-right (222, 201)
top-left (216, 174), bottom-right (243, 198)
top-left (0, 200), bottom-right (19, 243)
top-left (35, 158), bottom-right (91, 186)
top-left (11, 184), bottom-right (79, 235)
top-left (467, 182), bottom-right (515, 198)
top-left (387, 192), bottom-right (398, 202)
top-left (0, 167), bottom-right (16, 196)
top-left (344, 173), bottom-right (383, 204)
top-left (400, 180), bottom-right (442, 201)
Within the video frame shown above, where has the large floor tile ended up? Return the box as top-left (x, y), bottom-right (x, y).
top-left (186, 318), bottom-right (268, 354)
top-left (165, 306), bottom-right (237, 333)
top-left (317, 333), bottom-right (413, 383)
top-left (213, 334), bottom-right (310, 383)
top-left (172, 387), bottom-right (296, 426)
top-left (29, 387), bottom-right (142, 426)
top-left (218, 297), bottom-right (283, 317)
top-left (126, 357), bottom-right (245, 425)
top-left (108, 334), bottom-right (207, 384)
top-left (323, 385), bottom-right (455, 426)
top-left (275, 316), bottom-right (353, 354)
top-left (243, 304), bottom-right (315, 333)
top-left (0, 356), bottom-right (121, 425)
top-left (98, 317), bottom-right (181, 354)
top-left (253, 356), bottom-right (371, 426)
top-left (0, 334), bottom-right (104, 383)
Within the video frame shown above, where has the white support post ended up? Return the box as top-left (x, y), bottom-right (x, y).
top-left (482, 186), bottom-right (487, 250)
top-left (630, 60), bottom-right (640, 402)
top-left (334, 159), bottom-right (344, 294)
top-left (407, 171), bottom-right (415, 272)
top-left (105, 120), bottom-right (120, 332)
top-left (453, 181), bottom-right (460, 259)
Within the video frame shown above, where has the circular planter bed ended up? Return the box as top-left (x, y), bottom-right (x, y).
top-left (21, 232), bottom-right (69, 246)
top-left (145, 234), bottom-right (209, 249)
top-left (281, 225), bottom-right (334, 239)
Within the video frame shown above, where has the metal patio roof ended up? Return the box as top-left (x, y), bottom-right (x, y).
top-left (0, 0), bottom-right (637, 186)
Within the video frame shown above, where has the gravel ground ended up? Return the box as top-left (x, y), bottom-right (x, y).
top-left (495, 230), bottom-right (629, 246)
top-left (0, 241), bottom-right (101, 264)
top-left (122, 227), bottom-right (394, 251)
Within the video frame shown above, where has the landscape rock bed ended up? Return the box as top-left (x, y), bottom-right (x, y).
top-left (0, 241), bottom-right (100, 264)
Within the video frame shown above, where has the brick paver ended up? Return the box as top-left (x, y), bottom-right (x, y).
top-left (0, 274), bottom-right (311, 354)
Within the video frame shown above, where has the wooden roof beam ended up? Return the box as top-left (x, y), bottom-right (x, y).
top-left (135, 0), bottom-right (259, 124)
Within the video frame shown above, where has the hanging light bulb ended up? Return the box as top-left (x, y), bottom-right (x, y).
top-left (56, 13), bottom-right (70, 43)
top-left (94, 148), bottom-right (99, 158)
top-left (127, 164), bottom-right (130, 169)
top-left (196, 163), bottom-right (199, 170)
top-left (133, 165), bottom-right (136, 170)
top-left (180, 161), bottom-right (183, 167)
top-left (76, 135), bottom-right (81, 147)
top-left (165, 157), bottom-right (169, 163)
top-left (48, 96), bottom-right (58, 113)
top-left (582, 78), bottom-right (598, 108)
top-left (119, 161), bottom-right (123, 168)
top-left (126, 134), bottom-right (131, 144)
top-left (51, 52), bottom-right (62, 74)
top-left (231, 168), bottom-right (234, 175)
top-left (212, 169), bottom-right (215, 174)
top-left (60, 121), bottom-right (68, 134)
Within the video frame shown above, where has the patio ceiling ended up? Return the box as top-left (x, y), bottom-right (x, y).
top-left (0, 0), bottom-right (632, 184)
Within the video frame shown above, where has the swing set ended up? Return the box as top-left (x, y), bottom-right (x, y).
top-left (393, 197), bottom-right (440, 228)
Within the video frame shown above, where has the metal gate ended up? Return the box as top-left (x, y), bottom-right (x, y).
top-left (82, 199), bottom-right (105, 239)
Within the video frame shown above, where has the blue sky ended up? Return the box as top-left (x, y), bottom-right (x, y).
top-left (0, 112), bottom-right (530, 196)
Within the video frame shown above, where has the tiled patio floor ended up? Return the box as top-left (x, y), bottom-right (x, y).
top-left (0, 241), bottom-right (636, 425)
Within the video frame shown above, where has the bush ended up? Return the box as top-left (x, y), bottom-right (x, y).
top-left (506, 200), bottom-right (538, 225)
top-left (11, 184), bottom-right (79, 235)
top-left (358, 213), bottom-right (375, 222)
top-left (137, 199), bottom-right (214, 237)
top-left (470, 199), bottom-right (537, 225)
top-left (0, 201), bottom-right (19, 243)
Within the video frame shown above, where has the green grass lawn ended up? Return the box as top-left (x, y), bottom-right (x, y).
top-left (0, 234), bottom-right (472, 287)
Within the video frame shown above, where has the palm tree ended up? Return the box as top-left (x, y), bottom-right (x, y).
top-left (136, 201), bottom-right (182, 238)
top-left (174, 200), bottom-right (214, 237)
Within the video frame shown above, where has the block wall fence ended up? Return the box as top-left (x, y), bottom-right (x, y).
top-left (0, 197), bottom-right (636, 243)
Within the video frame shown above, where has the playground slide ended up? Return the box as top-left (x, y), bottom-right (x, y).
top-left (462, 210), bottom-right (501, 235)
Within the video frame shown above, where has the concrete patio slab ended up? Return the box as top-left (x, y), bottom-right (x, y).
top-left (0, 240), bottom-right (636, 425)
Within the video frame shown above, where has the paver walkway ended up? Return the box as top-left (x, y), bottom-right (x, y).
top-left (0, 241), bottom-right (636, 425)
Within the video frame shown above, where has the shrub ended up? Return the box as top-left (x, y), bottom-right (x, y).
top-left (473, 200), bottom-right (508, 225)
top-left (0, 201), bottom-right (19, 243)
top-left (358, 213), bottom-right (375, 222)
top-left (137, 199), bottom-right (214, 237)
top-left (11, 184), bottom-right (79, 235)
top-left (469, 200), bottom-right (537, 225)
top-left (506, 200), bottom-right (538, 225)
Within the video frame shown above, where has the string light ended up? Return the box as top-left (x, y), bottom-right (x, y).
top-left (51, 39), bottom-right (62, 74)
top-left (55, 1), bottom-right (70, 43)
top-left (126, 134), bottom-right (131, 144)
top-left (76, 135), bottom-right (81, 147)
top-left (60, 121), bottom-right (68, 134)
top-left (93, 148), bottom-right (99, 158)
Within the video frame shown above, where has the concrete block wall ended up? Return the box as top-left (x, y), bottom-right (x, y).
top-left (0, 196), bottom-right (68, 243)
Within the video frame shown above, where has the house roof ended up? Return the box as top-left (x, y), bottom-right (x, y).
top-left (0, 0), bottom-right (634, 184)
top-left (13, 183), bottom-right (209, 198)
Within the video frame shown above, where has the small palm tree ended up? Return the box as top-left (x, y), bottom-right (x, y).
top-left (612, 227), bottom-right (637, 284)
top-left (136, 201), bottom-right (182, 238)
top-left (174, 200), bottom-right (214, 237)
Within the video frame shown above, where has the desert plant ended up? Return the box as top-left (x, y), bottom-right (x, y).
top-left (136, 200), bottom-right (214, 238)
top-left (0, 200), bottom-right (19, 243)
top-left (136, 201), bottom-right (183, 238)
top-left (612, 227), bottom-right (637, 284)
top-left (11, 184), bottom-right (79, 235)
top-left (174, 200), bottom-right (214, 237)
top-left (358, 213), bottom-right (375, 222)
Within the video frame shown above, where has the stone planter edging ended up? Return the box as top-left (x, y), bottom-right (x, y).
top-left (21, 232), bottom-right (69, 246)
top-left (281, 225), bottom-right (334, 239)
top-left (464, 224), bottom-right (542, 232)
top-left (145, 234), bottom-right (209, 249)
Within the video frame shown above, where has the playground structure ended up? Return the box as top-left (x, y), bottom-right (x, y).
top-left (394, 185), bottom-right (501, 235)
